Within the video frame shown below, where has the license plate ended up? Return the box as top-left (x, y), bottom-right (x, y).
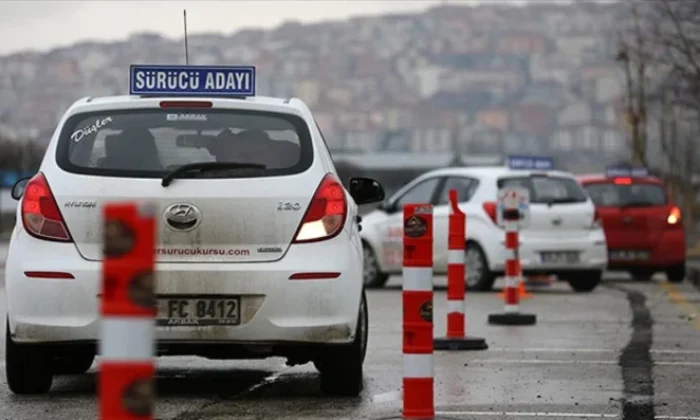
top-left (540, 251), bottom-right (580, 264)
top-left (609, 250), bottom-right (650, 261)
top-left (156, 297), bottom-right (241, 326)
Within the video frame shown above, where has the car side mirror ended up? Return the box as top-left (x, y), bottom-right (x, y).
top-left (11, 177), bottom-right (30, 200)
top-left (349, 177), bottom-right (386, 205)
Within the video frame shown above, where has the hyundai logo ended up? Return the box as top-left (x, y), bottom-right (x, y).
top-left (163, 203), bottom-right (202, 232)
top-left (551, 217), bottom-right (562, 226)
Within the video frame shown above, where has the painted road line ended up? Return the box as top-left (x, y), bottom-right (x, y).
top-left (435, 411), bottom-right (619, 418)
top-left (469, 359), bottom-right (700, 367)
top-left (659, 282), bottom-right (700, 330)
top-left (486, 347), bottom-right (700, 355)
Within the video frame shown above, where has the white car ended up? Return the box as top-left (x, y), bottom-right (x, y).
top-left (360, 165), bottom-right (607, 292)
top-left (4, 65), bottom-right (385, 396)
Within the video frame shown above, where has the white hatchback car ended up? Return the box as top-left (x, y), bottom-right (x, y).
top-left (360, 165), bottom-right (607, 292)
top-left (4, 65), bottom-right (385, 396)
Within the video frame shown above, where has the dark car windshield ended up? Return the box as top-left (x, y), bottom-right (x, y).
top-left (56, 109), bottom-right (313, 179)
top-left (584, 182), bottom-right (667, 207)
top-left (497, 175), bottom-right (588, 204)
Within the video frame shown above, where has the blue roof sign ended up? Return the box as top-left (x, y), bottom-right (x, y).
top-left (605, 166), bottom-right (648, 178)
top-left (506, 155), bottom-right (553, 170)
top-left (129, 65), bottom-right (256, 96)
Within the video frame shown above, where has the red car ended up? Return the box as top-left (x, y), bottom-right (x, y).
top-left (578, 168), bottom-right (685, 282)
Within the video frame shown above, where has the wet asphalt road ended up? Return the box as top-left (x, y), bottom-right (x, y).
top-left (0, 272), bottom-right (699, 420)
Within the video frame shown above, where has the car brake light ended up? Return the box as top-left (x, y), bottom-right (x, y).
top-left (159, 100), bottom-right (213, 108)
top-left (667, 206), bottom-right (681, 225)
top-left (482, 201), bottom-right (498, 225)
top-left (614, 177), bottom-right (632, 185)
top-left (292, 173), bottom-right (347, 243)
top-left (21, 173), bottom-right (72, 242)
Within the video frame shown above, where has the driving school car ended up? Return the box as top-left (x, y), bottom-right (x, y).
top-left (360, 155), bottom-right (607, 292)
top-left (4, 65), bottom-right (385, 396)
top-left (578, 167), bottom-right (685, 282)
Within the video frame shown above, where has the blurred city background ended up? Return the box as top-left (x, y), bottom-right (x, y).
top-left (1, 0), bottom-right (699, 251)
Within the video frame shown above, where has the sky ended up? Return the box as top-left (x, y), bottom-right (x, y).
top-left (0, 0), bottom-right (460, 55)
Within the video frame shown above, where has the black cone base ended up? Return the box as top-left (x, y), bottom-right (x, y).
top-left (488, 312), bottom-right (537, 326)
top-left (434, 336), bottom-right (488, 351)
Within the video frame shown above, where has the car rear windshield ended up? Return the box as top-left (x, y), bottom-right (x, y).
top-left (55, 109), bottom-right (313, 178)
top-left (583, 182), bottom-right (667, 207)
top-left (497, 175), bottom-right (588, 204)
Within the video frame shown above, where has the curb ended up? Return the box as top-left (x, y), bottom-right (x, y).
top-left (687, 261), bottom-right (700, 290)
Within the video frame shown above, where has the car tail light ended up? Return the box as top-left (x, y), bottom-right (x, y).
top-left (614, 177), bottom-right (632, 185)
top-left (21, 173), bottom-right (72, 242)
top-left (667, 206), bottom-right (682, 226)
top-left (292, 173), bottom-right (347, 243)
top-left (482, 201), bottom-right (498, 225)
top-left (159, 100), bottom-right (213, 108)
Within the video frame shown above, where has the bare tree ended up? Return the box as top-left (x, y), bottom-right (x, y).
top-left (628, 0), bottom-right (700, 238)
top-left (615, 3), bottom-right (652, 167)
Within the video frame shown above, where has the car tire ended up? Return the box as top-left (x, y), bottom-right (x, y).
top-left (566, 270), bottom-right (602, 293)
top-left (53, 352), bottom-right (95, 375)
top-left (629, 269), bottom-right (653, 281)
top-left (317, 289), bottom-right (367, 397)
top-left (666, 264), bottom-right (685, 283)
top-left (362, 242), bottom-right (389, 289)
top-left (5, 319), bottom-right (54, 394)
top-left (464, 242), bottom-right (497, 291)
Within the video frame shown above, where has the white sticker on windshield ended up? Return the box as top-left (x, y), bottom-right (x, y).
top-left (71, 116), bottom-right (113, 143)
top-left (166, 114), bottom-right (207, 121)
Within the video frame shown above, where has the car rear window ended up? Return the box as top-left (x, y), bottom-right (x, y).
top-left (583, 182), bottom-right (667, 207)
top-left (56, 109), bottom-right (313, 178)
top-left (497, 175), bottom-right (588, 204)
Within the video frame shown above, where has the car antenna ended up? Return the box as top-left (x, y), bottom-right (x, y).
top-left (183, 9), bottom-right (190, 65)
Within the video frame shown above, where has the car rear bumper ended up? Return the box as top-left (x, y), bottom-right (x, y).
top-left (606, 228), bottom-right (686, 270)
top-left (488, 231), bottom-right (608, 273)
top-left (5, 231), bottom-right (363, 346)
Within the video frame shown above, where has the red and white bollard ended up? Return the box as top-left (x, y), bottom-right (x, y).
top-left (488, 200), bottom-right (536, 326)
top-left (401, 203), bottom-right (435, 419)
top-left (434, 189), bottom-right (488, 351)
top-left (100, 202), bottom-right (157, 420)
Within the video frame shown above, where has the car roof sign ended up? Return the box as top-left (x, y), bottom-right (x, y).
top-left (506, 155), bottom-right (553, 170)
top-left (605, 166), bottom-right (648, 178)
top-left (129, 65), bottom-right (256, 97)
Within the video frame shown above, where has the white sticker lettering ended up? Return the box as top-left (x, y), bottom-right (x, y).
top-left (71, 116), bottom-right (113, 143)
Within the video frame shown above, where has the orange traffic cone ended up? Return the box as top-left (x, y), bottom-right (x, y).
top-left (518, 277), bottom-right (533, 299)
top-left (497, 276), bottom-right (533, 300)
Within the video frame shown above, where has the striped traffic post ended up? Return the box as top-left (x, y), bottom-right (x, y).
top-left (100, 202), bottom-right (157, 420)
top-left (434, 189), bottom-right (488, 351)
top-left (402, 203), bottom-right (435, 419)
top-left (488, 189), bottom-right (536, 326)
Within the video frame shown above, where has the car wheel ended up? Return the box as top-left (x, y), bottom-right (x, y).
top-left (53, 352), bottom-right (95, 375)
top-left (464, 242), bottom-right (496, 291)
top-left (317, 289), bottom-right (367, 397)
top-left (666, 264), bottom-right (685, 283)
top-left (5, 319), bottom-right (53, 394)
top-left (566, 270), bottom-right (602, 292)
top-left (362, 242), bottom-right (389, 289)
top-left (629, 269), bottom-right (653, 281)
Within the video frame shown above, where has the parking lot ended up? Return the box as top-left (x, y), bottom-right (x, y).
top-left (0, 268), bottom-right (698, 420)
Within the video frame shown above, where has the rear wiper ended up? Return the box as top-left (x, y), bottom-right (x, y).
top-left (161, 161), bottom-right (266, 187)
top-left (543, 198), bottom-right (583, 206)
top-left (620, 201), bottom-right (655, 209)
